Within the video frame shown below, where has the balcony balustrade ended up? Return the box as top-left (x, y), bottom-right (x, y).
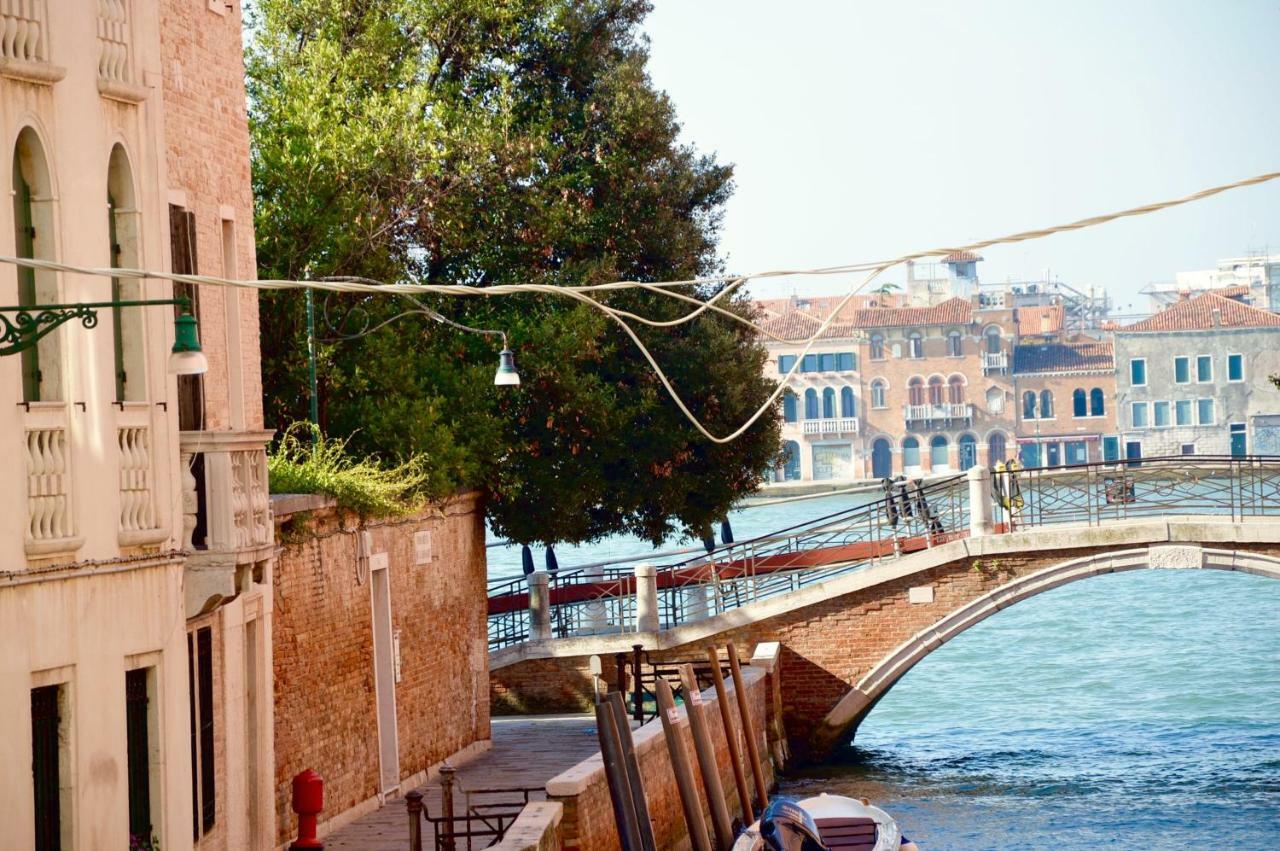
top-left (800, 417), bottom-right (859, 436)
top-left (903, 402), bottom-right (974, 426)
top-left (982, 351), bottom-right (1008, 373)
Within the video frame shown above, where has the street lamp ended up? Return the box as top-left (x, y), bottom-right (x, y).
top-left (0, 297), bottom-right (206, 375)
top-left (494, 347), bottom-right (520, 386)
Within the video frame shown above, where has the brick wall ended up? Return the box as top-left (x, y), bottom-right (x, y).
top-left (546, 665), bottom-right (777, 851)
top-left (160, 0), bottom-right (263, 430)
top-left (1011, 369), bottom-right (1117, 462)
top-left (272, 492), bottom-right (489, 842)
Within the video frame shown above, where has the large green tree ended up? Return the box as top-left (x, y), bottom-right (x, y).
top-left (247, 0), bottom-right (781, 545)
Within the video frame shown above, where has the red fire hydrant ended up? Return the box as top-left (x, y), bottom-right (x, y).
top-left (289, 769), bottom-right (325, 850)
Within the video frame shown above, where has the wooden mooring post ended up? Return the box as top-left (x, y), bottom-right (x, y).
top-left (706, 646), bottom-right (754, 826)
top-left (727, 642), bottom-right (769, 811)
top-left (656, 676), bottom-right (712, 851)
top-left (679, 663), bottom-right (734, 850)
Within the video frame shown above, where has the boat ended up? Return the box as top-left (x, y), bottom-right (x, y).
top-left (731, 794), bottom-right (903, 851)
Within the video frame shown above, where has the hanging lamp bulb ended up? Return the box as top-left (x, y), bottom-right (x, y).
top-left (494, 348), bottom-right (520, 386)
top-left (169, 310), bottom-right (207, 375)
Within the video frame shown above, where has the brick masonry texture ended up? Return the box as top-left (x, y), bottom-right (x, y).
top-left (549, 667), bottom-right (778, 851)
top-left (272, 493), bottom-right (489, 843)
top-left (495, 541), bottom-right (1280, 762)
top-left (161, 0), bottom-right (263, 430)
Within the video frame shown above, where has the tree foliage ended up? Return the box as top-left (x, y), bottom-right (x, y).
top-left (247, 0), bottom-right (782, 546)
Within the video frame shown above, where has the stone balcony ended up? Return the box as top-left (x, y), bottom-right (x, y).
top-left (903, 402), bottom-right (974, 427)
top-left (982, 351), bottom-right (1008, 374)
top-left (800, 417), bottom-right (859, 437)
top-left (180, 429), bottom-right (275, 617)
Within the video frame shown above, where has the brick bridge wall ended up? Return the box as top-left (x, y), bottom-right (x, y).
top-left (491, 522), bottom-right (1280, 761)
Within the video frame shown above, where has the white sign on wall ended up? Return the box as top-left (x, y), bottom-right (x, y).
top-left (413, 531), bottom-right (434, 565)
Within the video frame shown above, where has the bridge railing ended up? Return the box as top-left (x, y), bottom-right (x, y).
top-left (993, 455), bottom-right (1280, 530)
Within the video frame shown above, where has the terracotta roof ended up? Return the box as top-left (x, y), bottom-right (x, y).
top-left (1210, 284), bottom-right (1250, 300)
top-left (1013, 340), bottom-right (1114, 374)
top-left (849, 296), bottom-right (973, 329)
top-left (1120, 292), bottom-right (1280, 332)
top-left (942, 250), bottom-right (983, 263)
top-left (754, 293), bottom-right (906, 322)
top-left (757, 309), bottom-right (860, 341)
top-left (1016, 304), bottom-right (1064, 336)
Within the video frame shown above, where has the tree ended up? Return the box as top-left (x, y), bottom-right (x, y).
top-left (247, 0), bottom-right (782, 546)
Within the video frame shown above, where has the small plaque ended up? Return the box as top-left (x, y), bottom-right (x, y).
top-left (908, 585), bottom-right (934, 604)
top-left (689, 688), bottom-right (703, 706)
top-left (370, 552), bottom-right (389, 572)
top-left (414, 531), bottom-right (434, 565)
top-left (666, 707), bottom-right (681, 724)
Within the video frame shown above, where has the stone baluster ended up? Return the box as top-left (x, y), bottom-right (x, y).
top-left (180, 451), bottom-right (198, 549)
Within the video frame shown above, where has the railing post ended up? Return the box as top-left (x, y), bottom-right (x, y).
top-left (634, 563), bottom-right (659, 633)
top-left (406, 790), bottom-right (424, 851)
top-left (968, 465), bottom-right (993, 537)
top-left (288, 769), bottom-right (324, 850)
top-left (439, 763), bottom-right (457, 851)
top-left (528, 571), bottom-right (551, 641)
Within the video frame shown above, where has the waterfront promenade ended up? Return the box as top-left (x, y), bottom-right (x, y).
top-left (325, 714), bottom-right (600, 850)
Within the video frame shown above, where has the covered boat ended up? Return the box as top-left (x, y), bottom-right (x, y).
top-left (731, 794), bottom-right (902, 851)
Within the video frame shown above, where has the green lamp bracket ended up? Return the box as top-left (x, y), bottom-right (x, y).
top-left (0, 297), bottom-right (190, 358)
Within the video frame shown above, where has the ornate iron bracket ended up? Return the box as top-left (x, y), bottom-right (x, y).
top-left (0, 298), bottom-right (188, 358)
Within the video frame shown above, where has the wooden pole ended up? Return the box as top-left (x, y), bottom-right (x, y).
top-left (607, 691), bottom-right (658, 851)
top-left (595, 697), bottom-right (643, 851)
top-left (679, 663), bottom-right (734, 851)
top-left (706, 647), bottom-right (754, 825)
top-left (727, 642), bottom-right (769, 810)
top-left (655, 677), bottom-right (712, 851)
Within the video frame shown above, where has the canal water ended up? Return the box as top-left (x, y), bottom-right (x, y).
top-left (489, 493), bottom-right (1280, 849)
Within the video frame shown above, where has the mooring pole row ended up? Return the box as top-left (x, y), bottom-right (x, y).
top-left (706, 646), bottom-right (754, 826)
top-left (656, 676), bottom-right (713, 851)
top-left (679, 662), bottom-right (735, 851)
top-left (607, 690), bottom-right (658, 851)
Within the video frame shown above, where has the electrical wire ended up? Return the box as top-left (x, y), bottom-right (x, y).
top-left (0, 170), bottom-right (1276, 442)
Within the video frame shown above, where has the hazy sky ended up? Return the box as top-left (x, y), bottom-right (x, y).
top-left (643, 0), bottom-right (1280, 312)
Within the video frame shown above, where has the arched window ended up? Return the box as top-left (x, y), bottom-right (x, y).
top-left (822, 387), bottom-right (836, 418)
top-left (108, 144), bottom-right (147, 403)
top-left (1090, 387), bottom-right (1105, 416)
top-left (804, 388), bottom-right (819, 419)
top-left (927, 375), bottom-right (944, 406)
top-left (902, 436), bottom-right (921, 467)
top-left (985, 385), bottom-right (1004, 413)
top-left (930, 435), bottom-right (949, 468)
top-left (947, 330), bottom-right (963, 357)
top-left (947, 374), bottom-right (965, 404)
top-left (1040, 389), bottom-right (1054, 419)
top-left (1023, 391), bottom-right (1037, 419)
top-left (13, 128), bottom-right (60, 402)
top-left (869, 334), bottom-right (885, 360)
top-left (957, 434), bottom-right (977, 470)
top-left (907, 331), bottom-right (924, 359)
top-left (1072, 388), bottom-right (1087, 417)
top-left (870, 379), bottom-right (887, 409)
top-left (985, 326), bottom-right (1002, 354)
top-left (840, 386), bottom-right (855, 417)
top-left (907, 377), bottom-right (924, 406)
top-left (782, 390), bottom-right (798, 423)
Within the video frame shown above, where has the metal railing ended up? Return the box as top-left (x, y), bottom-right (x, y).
top-left (406, 764), bottom-right (543, 851)
top-left (613, 645), bottom-right (731, 725)
top-left (993, 454), bottom-right (1280, 530)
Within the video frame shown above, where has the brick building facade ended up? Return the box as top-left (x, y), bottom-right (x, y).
top-left (1011, 339), bottom-right (1118, 466)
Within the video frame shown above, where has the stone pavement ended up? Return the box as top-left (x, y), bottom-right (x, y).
top-left (325, 714), bottom-right (602, 850)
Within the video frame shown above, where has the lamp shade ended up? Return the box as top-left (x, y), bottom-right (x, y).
top-left (494, 348), bottom-right (520, 386)
top-left (169, 311), bottom-right (207, 375)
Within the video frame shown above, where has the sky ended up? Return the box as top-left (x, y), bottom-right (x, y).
top-left (642, 0), bottom-right (1280, 313)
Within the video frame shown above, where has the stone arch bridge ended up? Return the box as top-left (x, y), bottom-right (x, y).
top-left (488, 458), bottom-right (1280, 761)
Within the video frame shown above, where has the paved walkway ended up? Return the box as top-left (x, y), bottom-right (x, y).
top-left (326, 714), bottom-right (601, 851)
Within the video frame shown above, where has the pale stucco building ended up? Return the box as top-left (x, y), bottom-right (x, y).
top-left (0, 3), bottom-right (274, 850)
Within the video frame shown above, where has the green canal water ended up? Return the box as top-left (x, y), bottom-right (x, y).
top-left (488, 494), bottom-right (1280, 849)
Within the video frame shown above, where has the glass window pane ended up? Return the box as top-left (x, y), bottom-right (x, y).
top-left (1131, 402), bottom-right (1148, 427)
top-left (1153, 401), bottom-right (1170, 427)
top-left (778, 355), bottom-right (795, 374)
top-left (837, 352), bottom-right (855, 371)
top-left (801, 354), bottom-right (817, 372)
top-left (1130, 359), bottom-right (1146, 385)
top-left (1175, 400), bottom-right (1193, 425)
top-left (1102, 436), bottom-right (1120, 462)
top-left (819, 353), bottom-right (836, 372)
top-left (1196, 356), bottom-right (1212, 382)
top-left (1174, 357), bottom-right (1189, 383)
top-left (1197, 398), bottom-right (1214, 425)
top-left (1228, 354), bottom-right (1243, 381)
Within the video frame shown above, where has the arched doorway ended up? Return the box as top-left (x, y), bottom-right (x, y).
top-left (930, 435), bottom-right (949, 468)
top-left (902, 437), bottom-right (921, 469)
top-left (871, 438), bottom-right (892, 479)
top-left (958, 434), bottom-right (977, 470)
top-left (988, 432), bottom-right (1007, 465)
top-left (782, 440), bottom-right (800, 481)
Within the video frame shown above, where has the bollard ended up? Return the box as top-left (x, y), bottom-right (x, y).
top-left (633, 563), bottom-right (659, 633)
top-left (968, 465), bottom-right (993, 537)
top-left (439, 763), bottom-right (457, 851)
top-left (406, 790), bottom-right (424, 851)
top-left (289, 769), bottom-right (324, 850)
top-left (528, 571), bottom-right (552, 640)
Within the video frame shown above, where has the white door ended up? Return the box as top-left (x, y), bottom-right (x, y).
top-left (371, 564), bottom-right (400, 794)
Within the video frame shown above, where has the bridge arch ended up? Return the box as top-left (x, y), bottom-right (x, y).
top-left (812, 545), bottom-right (1280, 755)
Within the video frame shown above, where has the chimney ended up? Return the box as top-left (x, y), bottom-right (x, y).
top-left (1178, 289), bottom-right (1191, 302)
top-left (1211, 307), bottom-right (1222, 327)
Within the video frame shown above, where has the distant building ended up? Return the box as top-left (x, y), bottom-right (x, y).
top-left (1114, 292), bottom-right (1280, 458)
top-left (1144, 252), bottom-right (1280, 313)
top-left (1012, 340), bottom-right (1118, 466)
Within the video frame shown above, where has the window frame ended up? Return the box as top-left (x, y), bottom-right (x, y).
top-left (1129, 358), bottom-right (1147, 387)
top-left (907, 331), bottom-right (924, 359)
top-left (946, 330), bottom-right (963, 357)
top-left (1173, 355), bottom-right (1190, 385)
top-left (1227, 353), bottom-right (1244, 383)
top-left (1131, 400), bottom-right (1149, 428)
top-left (869, 334), bottom-right (885, 361)
top-left (1152, 400), bottom-right (1171, 428)
top-left (1195, 355), bottom-right (1213, 383)
top-left (1196, 397), bottom-right (1215, 426)
top-left (777, 354), bottom-right (796, 375)
top-left (870, 379), bottom-right (888, 409)
top-left (1175, 399), bottom-right (1193, 426)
